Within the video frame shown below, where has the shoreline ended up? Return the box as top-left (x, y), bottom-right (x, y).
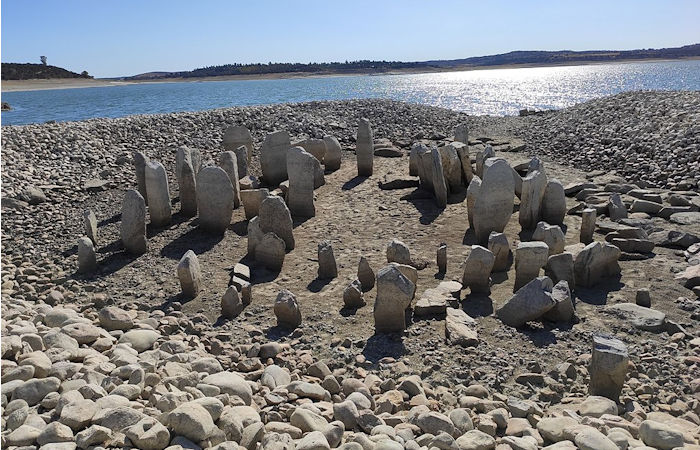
top-left (2, 56), bottom-right (698, 93)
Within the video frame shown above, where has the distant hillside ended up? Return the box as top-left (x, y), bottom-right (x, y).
top-left (1, 63), bottom-right (92, 80)
top-left (124, 43), bottom-right (700, 80)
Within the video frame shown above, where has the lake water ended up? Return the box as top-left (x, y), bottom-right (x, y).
top-left (2, 60), bottom-right (699, 126)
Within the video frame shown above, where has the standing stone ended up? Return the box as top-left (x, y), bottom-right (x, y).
top-left (356, 118), bottom-right (374, 177)
top-left (543, 280), bottom-right (575, 322)
top-left (374, 265), bottom-right (415, 333)
top-left (221, 286), bottom-right (244, 319)
top-left (343, 279), bottom-right (365, 307)
top-left (437, 243), bottom-right (447, 274)
top-left (121, 189), bottom-right (147, 255)
top-left (175, 146), bottom-right (193, 182)
top-left (240, 188), bottom-right (269, 220)
top-left (466, 176), bottom-right (482, 230)
top-left (178, 158), bottom-right (198, 217)
top-left (358, 257), bottom-right (375, 291)
top-left (386, 239), bottom-right (412, 266)
top-left (454, 142), bottom-right (473, 184)
top-left (545, 252), bottom-right (575, 287)
top-left (462, 246), bottom-right (495, 294)
top-left (133, 151), bottom-right (149, 204)
top-left (417, 145), bottom-right (434, 193)
top-left (580, 208), bottom-right (597, 244)
top-left (261, 130), bottom-right (291, 186)
top-left (532, 222), bottom-right (566, 255)
top-left (257, 233), bottom-right (286, 271)
top-left (514, 241), bottom-right (550, 291)
top-left (454, 123), bottom-right (469, 145)
top-left (83, 209), bottom-right (97, 245)
top-left (439, 144), bottom-right (462, 192)
top-left (247, 217), bottom-right (263, 258)
top-left (409, 144), bottom-right (421, 176)
top-left (542, 180), bottom-right (566, 225)
top-left (323, 136), bottom-right (342, 171)
top-left (318, 241), bottom-right (338, 279)
top-left (78, 236), bottom-right (96, 274)
top-left (177, 250), bottom-right (202, 298)
top-left (196, 167), bottom-right (234, 234)
top-left (222, 125), bottom-right (253, 167)
top-left (287, 147), bottom-right (316, 218)
top-left (608, 193), bottom-right (628, 221)
top-left (497, 277), bottom-right (555, 327)
top-left (488, 232), bottom-right (510, 272)
top-left (259, 195), bottom-right (294, 251)
top-left (219, 151), bottom-right (241, 209)
top-left (310, 153), bottom-right (326, 188)
top-left (475, 145), bottom-right (495, 178)
top-left (274, 289), bottom-right (301, 328)
top-left (298, 138), bottom-right (327, 163)
top-left (473, 159), bottom-right (514, 243)
top-left (145, 161), bottom-right (172, 227)
top-left (233, 146), bottom-right (249, 178)
top-left (431, 147), bottom-right (448, 208)
top-left (519, 168), bottom-right (547, 230)
top-left (574, 242), bottom-right (621, 287)
top-left (589, 335), bottom-right (629, 401)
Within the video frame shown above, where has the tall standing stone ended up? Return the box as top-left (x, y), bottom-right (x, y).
top-left (247, 216), bottom-right (263, 258)
top-left (519, 168), bottom-right (547, 230)
top-left (178, 158), bottom-right (198, 217)
top-left (475, 145), bottom-right (495, 178)
top-left (462, 246), bottom-right (495, 294)
top-left (133, 151), bottom-right (149, 204)
top-left (145, 161), bottom-right (172, 227)
top-left (196, 166), bottom-right (234, 234)
top-left (454, 142), bottom-right (473, 184)
top-left (219, 151), bottom-right (241, 209)
top-left (222, 125), bottom-right (253, 168)
top-left (473, 159), bottom-right (514, 243)
top-left (78, 236), bottom-right (96, 274)
top-left (323, 136), bottom-right (342, 171)
top-left (416, 145), bottom-right (434, 193)
top-left (317, 241), bottom-right (338, 279)
top-left (488, 232), bottom-right (510, 272)
top-left (287, 147), bottom-right (316, 218)
top-left (177, 250), bottom-right (202, 298)
top-left (439, 144), bottom-right (462, 192)
top-left (260, 131), bottom-right (291, 186)
top-left (409, 144), bottom-right (421, 177)
top-left (514, 241), bottom-right (550, 291)
top-left (358, 257), bottom-right (375, 292)
top-left (466, 176), bottom-right (482, 230)
top-left (589, 335), bottom-right (629, 401)
top-left (541, 179), bottom-right (566, 225)
top-left (356, 118), bottom-right (374, 177)
top-left (374, 265), bottom-right (415, 333)
top-left (454, 123), bottom-right (469, 145)
top-left (274, 289), bottom-right (302, 328)
top-left (121, 189), bottom-right (147, 255)
top-left (233, 146), bottom-right (249, 178)
top-left (221, 286), bottom-right (244, 319)
top-left (259, 195), bottom-right (294, 251)
top-left (240, 188), bottom-right (269, 220)
top-left (83, 209), bottom-right (97, 245)
top-left (431, 147), bottom-right (448, 208)
top-left (580, 208), bottom-right (597, 244)
top-left (437, 243), bottom-right (447, 274)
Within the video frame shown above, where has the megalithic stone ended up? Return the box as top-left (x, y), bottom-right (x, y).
top-left (222, 125), bottom-right (253, 167)
top-left (196, 166), bottom-right (234, 234)
top-left (287, 147), bottom-right (316, 218)
top-left (589, 335), bottom-right (629, 401)
top-left (356, 118), bottom-right (374, 177)
top-left (177, 250), bottom-right (202, 299)
top-left (219, 151), bottom-right (241, 209)
top-left (145, 161), bottom-right (171, 227)
top-left (473, 158), bottom-right (514, 244)
top-left (178, 158), bottom-right (197, 217)
top-left (121, 189), bottom-right (148, 255)
top-left (323, 135), bottom-right (342, 171)
top-left (430, 146), bottom-right (448, 208)
top-left (260, 130), bottom-right (291, 187)
top-left (132, 151), bottom-right (149, 204)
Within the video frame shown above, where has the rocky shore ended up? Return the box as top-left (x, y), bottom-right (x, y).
top-left (1, 92), bottom-right (699, 450)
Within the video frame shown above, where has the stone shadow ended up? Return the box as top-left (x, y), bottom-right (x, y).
top-left (575, 275), bottom-right (624, 306)
top-left (160, 227), bottom-right (224, 260)
top-left (340, 304), bottom-right (365, 317)
top-left (265, 325), bottom-right (295, 341)
top-left (491, 271), bottom-right (510, 285)
top-left (97, 212), bottom-right (121, 227)
top-left (401, 191), bottom-right (442, 225)
top-left (229, 219), bottom-right (249, 236)
top-left (447, 188), bottom-right (467, 204)
top-left (513, 323), bottom-right (559, 348)
top-left (307, 277), bottom-right (332, 293)
top-left (81, 249), bottom-right (137, 278)
top-left (378, 179), bottom-right (419, 190)
top-left (342, 176), bottom-right (368, 190)
top-left (146, 213), bottom-right (193, 238)
top-left (461, 293), bottom-right (494, 318)
top-left (361, 333), bottom-right (407, 364)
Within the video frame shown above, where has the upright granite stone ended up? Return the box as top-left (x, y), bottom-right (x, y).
top-left (358, 257), bottom-right (375, 291)
top-left (532, 221), bottom-right (566, 255)
top-left (240, 188), bottom-right (269, 220)
top-left (287, 147), bottom-right (316, 218)
top-left (541, 179), bottom-right (566, 225)
top-left (176, 146), bottom-right (202, 181)
top-left (218, 151), bottom-right (241, 209)
top-left (323, 135), bottom-right (342, 171)
top-left (177, 250), bottom-right (202, 298)
top-left (466, 176), bottom-right (482, 230)
top-left (257, 233), bottom-right (286, 271)
top-left (462, 246), bottom-right (495, 294)
top-left (260, 130), bottom-right (291, 186)
top-left (298, 138), bottom-right (327, 163)
top-left (497, 276), bottom-right (555, 327)
top-left (473, 159), bottom-right (514, 243)
top-left (317, 241), bottom-right (338, 279)
top-left (311, 153), bottom-right (326, 188)
top-left (386, 239), bottom-right (412, 266)
top-left (221, 286), bottom-right (244, 319)
top-left (453, 142), bottom-right (473, 184)
top-left (439, 144), bottom-right (462, 192)
top-left (519, 168), bottom-right (547, 230)
top-left (475, 145), bottom-right (495, 178)
top-left (545, 252), bottom-right (575, 287)
top-left (514, 241), bottom-right (550, 291)
top-left (543, 280), bottom-right (575, 322)
top-left (590, 335), bottom-right (629, 401)
top-left (259, 195), bottom-right (294, 251)
top-left (409, 144), bottom-right (421, 177)
top-left (488, 232), bottom-right (510, 272)
top-left (83, 209), bottom-right (97, 245)
top-left (608, 193), bottom-right (628, 221)
top-left (232, 145), bottom-right (249, 178)
top-left (121, 189), bottom-right (147, 255)
top-left (374, 265), bottom-right (415, 333)
top-left (145, 161), bottom-right (172, 227)
top-left (356, 118), bottom-right (374, 177)
top-left (454, 123), bottom-right (469, 145)
top-left (178, 157), bottom-right (198, 217)
top-left (343, 279), bottom-right (365, 308)
top-left (247, 216), bottom-right (264, 258)
top-left (196, 166), bottom-right (234, 234)
top-left (133, 151), bottom-right (149, 204)
top-left (222, 125), bottom-right (253, 167)
top-left (431, 147), bottom-right (448, 208)
top-left (274, 289), bottom-right (301, 328)
top-left (78, 236), bottom-right (97, 274)
top-left (580, 208), bottom-right (597, 244)
top-left (437, 243), bottom-right (447, 274)
top-left (574, 242), bottom-right (621, 287)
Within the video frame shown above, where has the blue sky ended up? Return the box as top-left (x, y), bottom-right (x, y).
top-left (2, 0), bottom-right (699, 78)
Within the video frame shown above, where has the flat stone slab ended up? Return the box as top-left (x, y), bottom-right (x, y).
top-left (414, 288), bottom-right (449, 316)
top-left (605, 303), bottom-right (666, 332)
top-left (445, 308), bottom-right (479, 347)
top-left (670, 212), bottom-right (700, 225)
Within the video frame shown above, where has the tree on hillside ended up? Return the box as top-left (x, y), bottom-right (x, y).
top-left (40, 56), bottom-right (47, 66)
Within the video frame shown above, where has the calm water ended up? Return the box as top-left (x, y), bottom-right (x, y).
top-left (2, 60), bottom-right (700, 126)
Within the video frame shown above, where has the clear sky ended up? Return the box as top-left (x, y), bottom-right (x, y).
top-left (2, 0), bottom-right (699, 78)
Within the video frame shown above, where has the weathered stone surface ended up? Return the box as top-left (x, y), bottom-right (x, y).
top-left (259, 195), bottom-right (294, 251)
top-left (260, 130), bottom-right (291, 186)
top-left (386, 239), bottom-right (412, 266)
top-left (356, 118), bottom-right (374, 176)
top-left (542, 179), bottom-right (566, 225)
top-left (439, 143), bottom-right (463, 191)
top-left (240, 188), bottom-right (269, 220)
top-left (462, 245), bottom-right (495, 294)
top-left (274, 289), bottom-right (301, 328)
top-left (543, 280), bottom-right (575, 322)
top-left (454, 123), bottom-right (469, 144)
top-left (287, 147), bottom-right (316, 218)
top-left (409, 143), bottom-right (421, 176)
top-left (532, 221), bottom-right (566, 255)
top-left (83, 209), bottom-right (97, 245)
top-left (474, 159), bottom-right (514, 243)
top-left (514, 241), bottom-right (549, 291)
top-left (431, 146), bottom-right (448, 207)
top-left (177, 250), bottom-right (202, 298)
top-left (125, 417), bottom-right (170, 450)
top-left (497, 277), bottom-right (555, 327)
top-left (590, 335), bottom-right (628, 401)
top-left (145, 161), bottom-right (171, 226)
top-left (318, 240), bottom-right (338, 279)
top-left (374, 265), bottom-right (415, 333)
top-left (222, 125), bottom-right (253, 168)
top-left (608, 193), bottom-right (628, 221)
top-left (343, 279), bottom-right (365, 308)
top-left (257, 232), bottom-right (286, 271)
top-left (545, 252), bottom-right (575, 287)
top-left (488, 232), bottom-right (510, 272)
top-left (466, 175), bottom-right (481, 230)
top-left (580, 208), bottom-right (597, 244)
top-left (437, 243), bottom-right (447, 273)
top-left (168, 402), bottom-right (216, 442)
top-left (519, 167), bottom-right (547, 230)
top-left (606, 303), bottom-right (666, 332)
top-left (639, 420), bottom-right (685, 450)
top-left (574, 242), bottom-right (621, 287)
top-left (221, 286), bottom-right (244, 319)
top-left (121, 189), bottom-right (148, 255)
top-left (133, 151), bottom-right (149, 204)
top-left (98, 306), bottom-right (134, 331)
top-left (219, 151), bottom-right (241, 209)
top-left (78, 236), bottom-right (97, 274)
top-left (247, 216), bottom-right (263, 258)
top-left (454, 142), bottom-right (474, 184)
top-left (416, 144), bottom-right (434, 193)
top-left (475, 145), bottom-right (495, 178)
top-left (358, 256), bottom-right (375, 291)
top-left (414, 288), bottom-right (449, 316)
top-left (323, 135), bottom-right (342, 171)
top-left (178, 156), bottom-right (198, 217)
top-left (446, 308), bottom-right (479, 347)
top-left (197, 166), bottom-right (234, 233)
top-left (298, 138), bottom-right (327, 163)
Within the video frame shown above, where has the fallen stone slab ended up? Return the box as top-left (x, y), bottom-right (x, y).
top-left (445, 308), bottom-right (479, 347)
top-left (605, 303), bottom-right (666, 332)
